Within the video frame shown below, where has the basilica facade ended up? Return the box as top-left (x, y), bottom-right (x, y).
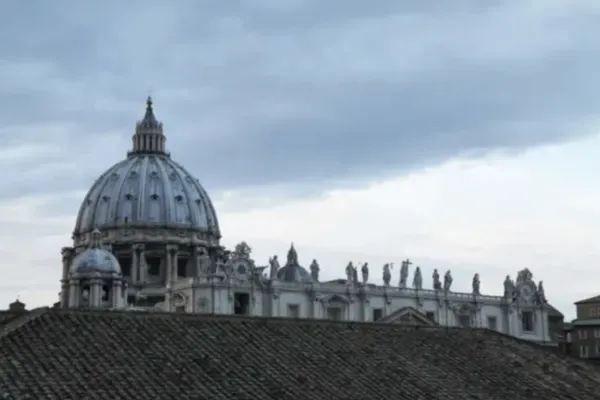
top-left (59, 98), bottom-right (553, 343)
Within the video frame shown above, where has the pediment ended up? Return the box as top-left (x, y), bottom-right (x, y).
top-left (378, 307), bottom-right (436, 326)
top-left (318, 293), bottom-right (350, 304)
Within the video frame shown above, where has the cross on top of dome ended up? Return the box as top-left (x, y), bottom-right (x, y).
top-left (143, 96), bottom-right (157, 124)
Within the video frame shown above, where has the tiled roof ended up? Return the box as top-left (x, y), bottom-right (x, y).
top-left (0, 310), bottom-right (26, 328)
top-left (546, 303), bottom-right (564, 317)
top-left (0, 309), bottom-right (599, 400)
top-left (575, 294), bottom-right (600, 305)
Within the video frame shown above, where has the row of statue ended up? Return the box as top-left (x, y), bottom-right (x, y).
top-left (380, 260), bottom-right (467, 292)
top-left (263, 247), bottom-right (545, 302)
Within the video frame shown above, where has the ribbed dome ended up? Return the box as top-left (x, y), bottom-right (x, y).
top-left (71, 230), bottom-right (121, 274)
top-left (72, 98), bottom-right (220, 238)
top-left (276, 244), bottom-right (313, 283)
top-left (73, 154), bottom-right (220, 236)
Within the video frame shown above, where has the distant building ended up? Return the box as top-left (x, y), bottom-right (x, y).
top-left (563, 295), bottom-right (600, 360)
top-left (54, 97), bottom-right (560, 343)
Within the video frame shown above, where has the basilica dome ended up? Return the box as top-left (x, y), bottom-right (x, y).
top-left (72, 98), bottom-right (220, 242)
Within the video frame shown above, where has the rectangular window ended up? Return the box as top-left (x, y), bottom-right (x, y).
top-left (287, 304), bottom-right (300, 318)
top-left (521, 311), bottom-right (534, 332)
top-left (425, 311), bottom-right (435, 322)
top-left (487, 316), bottom-right (498, 331)
top-left (177, 258), bottom-right (188, 277)
top-left (579, 330), bottom-right (588, 340)
top-left (117, 256), bottom-right (132, 277)
top-left (459, 315), bottom-right (470, 328)
top-left (372, 308), bottom-right (383, 321)
top-left (327, 307), bottom-right (342, 321)
top-left (233, 293), bottom-right (250, 315)
top-left (580, 345), bottom-right (589, 358)
top-left (594, 329), bottom-right (600, 338)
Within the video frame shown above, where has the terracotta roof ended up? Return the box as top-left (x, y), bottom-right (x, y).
top-left (0, 309), bottom-right (599, 399)
top-left (575, 295), bottom-right (600, 305)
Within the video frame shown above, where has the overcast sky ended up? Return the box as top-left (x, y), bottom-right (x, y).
top-left (1, 0), bottom-right (600, 320)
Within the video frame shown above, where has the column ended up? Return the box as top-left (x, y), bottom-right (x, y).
top-left (172, 247), bottom-right (179, 281)
top-left (131, 245), bottom-right (139, 284)
top-left (138, 245), bottom-right (146, 283)
top-left (194, 246), bottom-right (202, 277)
top-left (166, 245), bottom-right (179, 282)
top-left (165, 246), bottom-right (172, 284)
top-left (69, 280), bottom-right (78, 307)
top-left (123, 282), bottom-right (129, 306)
top-left (112, 281), bottom-right (122, 308)
top-left (60, 280), bottom-right (69, 307)
top-left (61, 247), bottom-right (73, 281)
top-left (92, 280), bottom-right (103, 307)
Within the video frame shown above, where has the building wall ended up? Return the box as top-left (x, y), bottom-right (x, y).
top-left (171, 279), bottom-right (551, 342)
top-left (576, 302), bottom-right (600, 319)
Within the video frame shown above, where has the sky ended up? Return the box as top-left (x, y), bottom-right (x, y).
top-left (1, 0), bottom-right (600, 320)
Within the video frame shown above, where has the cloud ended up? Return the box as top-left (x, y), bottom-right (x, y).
top-left (0, 1), bottom-right (599, 318)
top-left (1, 1), bottom-right (600, 198)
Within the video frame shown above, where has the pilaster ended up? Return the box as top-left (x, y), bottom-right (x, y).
top-left (166, 244), bottom-right (179, 282)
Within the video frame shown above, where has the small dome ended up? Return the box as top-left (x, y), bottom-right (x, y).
top-left (71, 230), bottom-right (121, 274)
top-left (276, 243), bottom-right (313, 283)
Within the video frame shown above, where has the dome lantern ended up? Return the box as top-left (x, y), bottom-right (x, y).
top-left (129, 96), bottom-right (167, 155)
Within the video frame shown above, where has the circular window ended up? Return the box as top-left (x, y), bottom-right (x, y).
top-left (237, 264), bottom-right (247, 274)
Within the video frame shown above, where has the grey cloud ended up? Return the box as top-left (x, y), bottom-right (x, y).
top-left (1, 0), bottom-right (600, 205)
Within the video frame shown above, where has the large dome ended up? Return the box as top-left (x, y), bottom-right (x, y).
top-left (73, 97), bottom-right (220, 240)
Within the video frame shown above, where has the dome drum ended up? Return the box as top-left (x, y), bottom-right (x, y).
top-left (72, 224), bottom-right (221, 250)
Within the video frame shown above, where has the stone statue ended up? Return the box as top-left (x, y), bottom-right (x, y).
top-left (443, 270), bottom-right (453, 292)
top-left (472, 273), bottom-right (480, 295)
top-left (412, 266), bottom-right (423, 290)
top-left (399, 259), bottom-right (411, 287)
top-left (361, 262), bottom-right (369, 283)
top-left (234, 242), bottom-right (251, 259)
top-left (61, 247), bottom-right (74, 270)
top-left (516, 268), bottom-right (533, 285)
top-left (345, 262), bottom-right (355, 283)
top-left (432, 269), bottom-right (441, 290)
top-left (269, 255), bottom-right (280, 280)
top-left (382, 263), bottom-right (392, 286)
top-left (310, 259), bottom-right (320, 282)
top-left (352, 263), bottom-right (358, 283)
top-left (503, 275), bottom-right (515, 298)
top-left (198, 253), bottom-right (211, 275)
top-left (537, 281), bottom-right (546, 303)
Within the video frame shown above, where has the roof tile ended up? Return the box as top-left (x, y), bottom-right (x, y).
top-left (0, 309), bottom-right (598, 399)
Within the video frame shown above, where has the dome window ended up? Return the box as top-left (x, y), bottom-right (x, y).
top-left (125, 193), bottom-right (134, 201)
top-left (86, 199), bottom-right (92, 205)
top-left (150, 194), bottom-right (159, 201)
top-left (129, 171), bottom-right (137, 178)
top-left (150, 171), bottom-right (159, 179)
top-left (102, 196), bottom-right (110, 202)
top-left (194, 199), bottom-right (201, 205)
top-left (175, 195), bottom-right (183, 203)
top-left (169, 172), bottom-right (177, 181)
top-left (110, 172), bottom-right (119, 180)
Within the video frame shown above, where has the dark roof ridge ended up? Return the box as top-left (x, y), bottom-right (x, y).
top-left (44, 307), bottom-right (477, 329)
top-left (0, 307), bottom-right (50, 338)
top-left (36, 308), bottom-right (543, 339)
